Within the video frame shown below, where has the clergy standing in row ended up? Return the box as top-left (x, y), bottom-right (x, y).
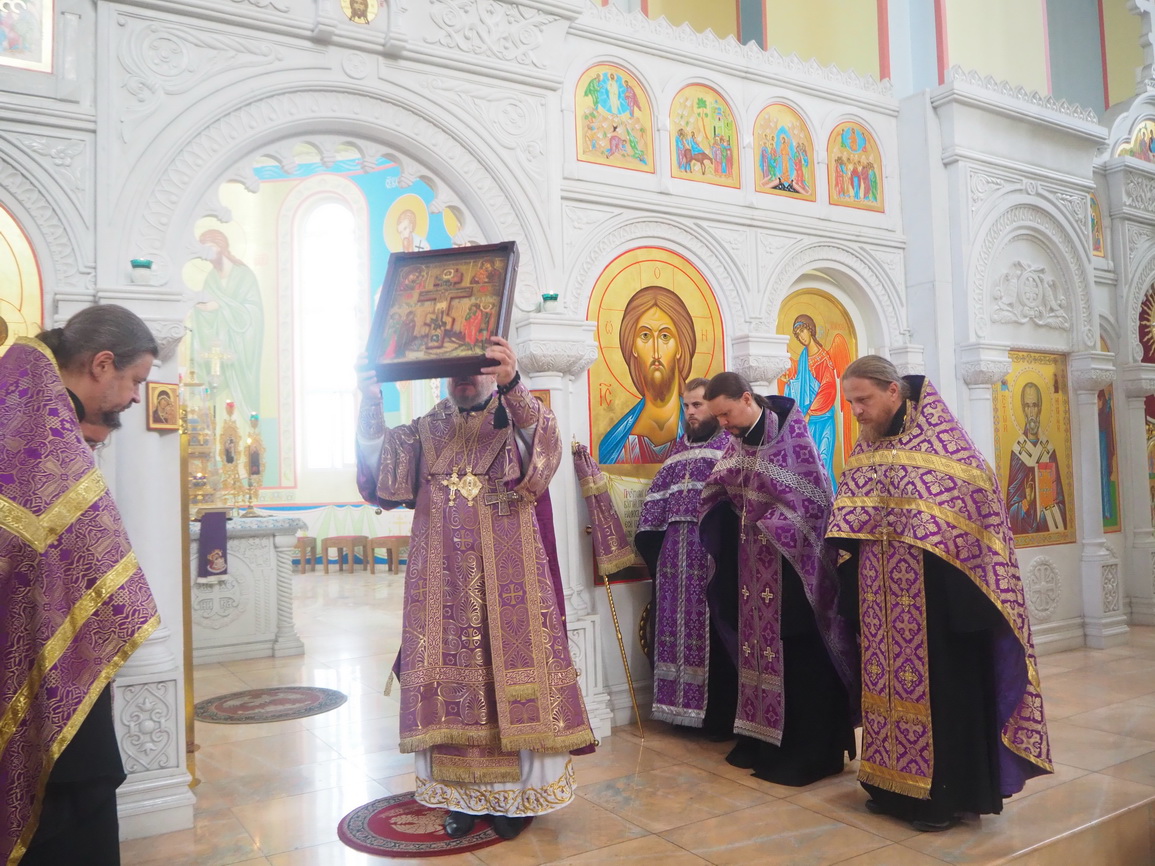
top-left (356, 337), bottom-right (595, 841)
top-left (829, 355), bottom-right (1052, 831)
top-left (635, 378), bottom-right (734, 735)
top-left (699, 372), bottom-right (859, 786)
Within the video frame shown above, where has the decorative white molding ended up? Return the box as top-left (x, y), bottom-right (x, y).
top-left (1052, 189), bottom-right (1088, 228)
top-left (425, 0), bottom-right (558, 70)
top-left (341, 51), bottom-right (370, 79)
top-left (889, 343), bottom-right (925, 376)
top-left (1103, 560), bottom-right (1121, 614)
top-left (971, 204), bottom-right (1093, 347)
top-left (576, 4), bottom-right (893, 100)
top-left (1068, 351), bottom-right (1117, 393)
top-left (732, 333), bottom-right (791, 386)
top-left (1024, 555), bottom-right (1062, 622)
top-left (272, 531), bottom-right (305, 656)
top-left (145, 318), bottom-right (188, 363)
top-left (13, 135), bottom-right (87, 210)
top-left (990, 260), bottom-right (1071, 330)
top-left (969, 168), bottom-right (1011, 216)
top-left (1119, 362), bottom-right (1155, 398)
top-left (515, 316), bottom-right (598, 379)
top-left (0, 154), bottom-right (84, 293)
top-left (115, 15), bottom-right (283, 143)
top-left (959, 360), bottom-right (1011, 386)
top-left (231, 0), bottom-right (290, 13)
top-left (119, 680), bottom-right (180, 773)
top-left (1124, 173), bottom-right (1155, 213)
top-left (944, 66), bottom-right (1098, 124)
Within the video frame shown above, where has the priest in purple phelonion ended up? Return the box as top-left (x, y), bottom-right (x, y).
top-left (355, 337), bottom-right (594, 842)
top-left (699, 371), bottom-right (859, 786)
top-left (828, 355), bottom-right (1052, 832)
top-left (635, 378), bottom-right (736, 736)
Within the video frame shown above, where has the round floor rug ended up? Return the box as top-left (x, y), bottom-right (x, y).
top-left (194, 686), bottom-right (347, 724)
top-left (338, 792), bottom-right (532, 858)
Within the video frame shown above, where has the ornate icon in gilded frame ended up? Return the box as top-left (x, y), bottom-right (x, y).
top-left (1090, 194), bottom-right (1105, 258)
top-left (1116, 118), bottom-right (1155, 161)
top-left (827, 121), bottom-right (883, 212)
top-left (669, 85), bottom-right (740, 189)
top-left (1098, 336), bottom-right (1121, 532)
top-left (588, 246), bottom-right (726, 468)
top-left (753, 103), bottom-right (815, 202)
top-left (992, 351), bottom-right (1076, 547)
top-left (575, 63), bottom-right (654, 174)
top-left (0, 205), bottom-right (43, 357)
top-left (775, 289), bottom-right (857, 490)
top-left (0, 0), bottom-right (53, 73)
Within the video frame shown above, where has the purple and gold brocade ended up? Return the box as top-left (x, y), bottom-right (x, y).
top-left (0, 338), bottom-right (159, 865)
top-left (827, 379), bottom-right (1052, 799)
top-left (374, 382), bottom-right (593, 783)
top-left (700, 401), bottom-right (859, 746)
top-left (571, 442), bottom-right (636, 576)
top-left (636, 431), bottom-right (729, 726)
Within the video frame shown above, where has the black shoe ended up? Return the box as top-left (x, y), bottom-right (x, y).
top-left (864, 799), bottom-right (886, 816)
top-left (444, 811), bottom-right (475, 838)
top-left (911, 817), bottom-right (958, 832)
top-left (491, 814), bottom-right (527, 840)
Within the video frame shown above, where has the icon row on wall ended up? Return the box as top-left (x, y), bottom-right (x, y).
top-left (576, 63), bottom-right (884, 212)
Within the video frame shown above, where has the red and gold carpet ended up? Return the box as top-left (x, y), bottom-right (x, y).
top-left (194, 686), bottom-right (347, 724)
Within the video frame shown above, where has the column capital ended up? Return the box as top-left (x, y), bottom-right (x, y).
top-left (732, 333), bottom-right (791, 387)
top-left (1069, 351), bottom-right (1116, 394)
top-left (888, 343), bottom-right (925, 376)
top-left (514, 316), bottom-right (598, 380)
top-left (1119, 362), bottom-right (1155, 398)
top-left (957, 342), bottom-right (1012, 387)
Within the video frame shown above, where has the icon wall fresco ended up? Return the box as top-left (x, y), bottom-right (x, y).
top-left (754, 103), bottom-right (816, 202)
top-left (827, 121), bottom-right (883, 211)
top-left (1090, 194), bottom-right (1105, 259)
top-left (992, 351), bottom-right (1076, 548)
top-left (576, 63), bottom-right (655, 174)
top-left (1116, 118), bottom-right (1155, 161)
top-left (0, 0), bottom-right (53, 73)
top-left (669, 85), bottom-right (740, 189)
top-left (775, 289), bottom-right (857, 491)
top-left (1098, 336), bottom-right (1121, 533)
top-left (0, 205), bottom-right (43, 358)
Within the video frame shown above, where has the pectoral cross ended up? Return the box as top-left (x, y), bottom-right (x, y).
top-left (483, 489), bottom-right (520, 516)
top-left (442, 469), bottom-right (484, 505)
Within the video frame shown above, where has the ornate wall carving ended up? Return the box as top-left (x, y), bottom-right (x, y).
top-left (517, 338), bottom-right (598, 379)
top-left (1024, 555), bottom-right (1061, 622)
top-left (968, 168), bottom-right (1010, 216)
top-left (1124, 174), bottom-right (1155, 213)
top-left (944, 65), bottom-right (1098, 123)
top-left (970, 203), bottom-right (1093, 347)
top-left (960, 359), bottom-right (1012, 386)
top-left (990, 260), bottom-right (1070, 330)
top-left (119, 680), bottom-right (180, 773)
top-left (12, 135), bottom-right (87, 214)
top-left (425, 0), bottom-right (558, 69)
top-left (0, 154), bottom-right (84, 293)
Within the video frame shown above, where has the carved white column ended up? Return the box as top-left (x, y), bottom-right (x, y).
top-left (514, 314), bottom-right (612, 739)
top-left (273, 530), bottom-right (306, 657)
top-left (889, 343), bottom-right (926, 376)
top-left (1071, 352), bottom-right (1129, 647)
top-left (1121, 363), bottom-right (1155, 625)
top-left (731, 332), bottom-right (791, 392)
top-left (957, 342), bottom-right (1012, 464)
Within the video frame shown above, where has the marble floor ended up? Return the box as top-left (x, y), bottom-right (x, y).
top-left (121, 570), bottom-right (1155, 865)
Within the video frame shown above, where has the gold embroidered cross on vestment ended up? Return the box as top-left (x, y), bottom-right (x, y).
top-left (483, 489), bottom-right (520, 515)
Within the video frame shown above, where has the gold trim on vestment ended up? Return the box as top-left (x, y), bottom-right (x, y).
top-left (0, 468), bottom-right (107, 553)
top-left (595, 546), bottom-right (637, 575)
top-left (9, 611), bottom-right (159, 866)
top-left (13, 337), bottom-right (57, 370)
top-left (399, 726), bottom-right (596, 755)
top-left (831, 496), bottom-right (1009, 561)
top-left (843, 449), bottom-right (992, 491)
top-left (579, 476), bottom-right (609, 498)
top-left (0, 552), bottom-right (141, 756)
top-left (415, 758), bottom-right (575, 817)
top-left (859, 760), bottom-right (933, 799)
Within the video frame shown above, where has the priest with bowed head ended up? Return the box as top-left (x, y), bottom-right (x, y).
top-left (635, 378), bottom-right (736, 736)
top-left (0, 305), bottom-right (160, 865)
top-left (696, 371), bottom-right (859, 785)
top-left (828, 355), bottom-right (1052, 831)
top-left (356, 336), bottom-right (594, 842)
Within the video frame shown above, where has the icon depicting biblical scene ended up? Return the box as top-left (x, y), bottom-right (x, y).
top-left (753, 103), bottom-right (815, 201)
top-left (776, 290), bottom-right (857, 491)
top-left (1117, 118), bottom-right (1155, 161)
top-left (828, 121), bottom-right (883, 212)
top-left (588, 246), bottom-right (726, 468)
top-left (0, 0), bottom-right (53, 72)
top-left (1091, 194), bottom-right (1105, 258)
top-left (1098, 336), bottom-right (1121, 533)
top-left (576, 63), bottom-right (654, 174)
top-left (340, 0), bottom-right (378, 24)
top-left (0, 205), bottom-right (43, 358)
top-left (367, 242), bottom-right (517, 382)
top-left (669, 85), bottom-right (740, 189)
top-left (992, 351), bottom-right (1076, 548)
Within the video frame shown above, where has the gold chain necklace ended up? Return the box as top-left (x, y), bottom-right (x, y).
top-left (442, 407), bottom-right (486, 506)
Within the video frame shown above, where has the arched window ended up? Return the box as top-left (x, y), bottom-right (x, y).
top-left (295, 198), bottom-right (361, 470)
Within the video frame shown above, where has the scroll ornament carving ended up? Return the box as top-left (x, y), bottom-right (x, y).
top-left (1128, 225), bottom-right (1152, 257)
top-left (1125, 175), bottom-right (1155, 214)
top-left (117, 17), bottom-right (281, 142)
top-left (147, 319), bottom-right (188, 362)
top-left (1102, 562), bottom-right (1121, 614)
top-left (959, 360), bottom-right (1011, 387)
top-left (342, 51), bottom-right (369, 79)
top-left (1024, 556), bottom-right (1061, 622)
top-left (990, 260), bottom-right (1071, 330)
top-left (564, 205), bottom-right (616, 237)
top-left (191, 574), bottom-right (247, 628)
top-left (229, 0), bottom-right (290, 12)
top-left (972, 206), bottom-right (1092, 346)
top-left (17, 136), bottom-right (86, 197)
top-left (704, 223), bottom-right (747, 258)
top-left (969, 170), bottom-right (1008, 215)
top-left (0, 157), bottom-right (83, 292)
top-left (426, 0), bottom-right (557, 69)
top-left (1069, 366), bottom-right (1116, 394)
top-left (427, 78), bottom-right (545, 179)
top-left (1053, 190), bottom-right (1087, 227)
top-left (516, 338), bottom-right (598, 379)
top-left (119, 681), bottom-right (178, 773)
top-left (130, 89), bottom-right (540, 309)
